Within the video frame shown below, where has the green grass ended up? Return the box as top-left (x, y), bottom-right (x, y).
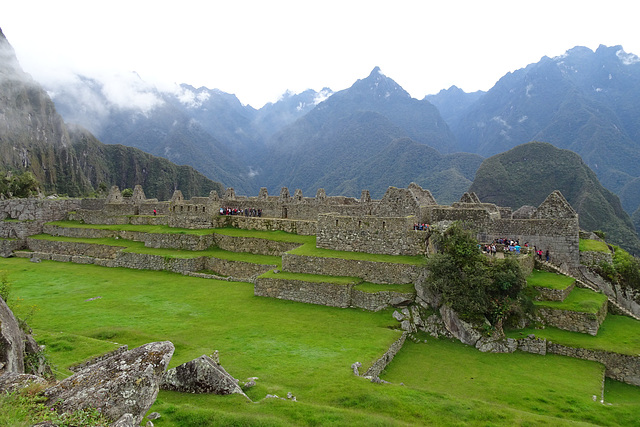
top-left (287, 242), bottom-right (427, 265)
top-left (527, 269), bottom-right (576, 290)
top-left (258, 270), bottom-right (361, 285)
top-left (382, 338), bottom-right (637, 425)
top-left (30, 330), bottom-right (122, 377)
top-left (580, 239), bottom-right (610, 253)
top-left (353, 282), bottom-right (416, 294)
top-left (47, 221), bottom-right (313, 243)
top-left (29, 234), bottom-right (281, 266)
top-left (3, 257), bottom-right (640, 426)
top-left (534, 287), bottom-right (608, 314)
top-left (506, 314), bottom-right (640, 356)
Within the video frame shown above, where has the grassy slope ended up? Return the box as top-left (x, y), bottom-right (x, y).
top-left (579, 239), bottom-right (611, 253)
top-left (3, 257), bottom-right (640, 425)
top-left (507, 315), bottom-right (640, 356)
top-left (528, 269), bottom-right (576, 290)
top-left (534, 287), bottom-right (608, 314)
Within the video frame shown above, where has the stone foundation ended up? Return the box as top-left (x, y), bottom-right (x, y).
top-left (254, 277), bottom-right (415, 311)
top-left (282, 253), bottom-right (422, 285)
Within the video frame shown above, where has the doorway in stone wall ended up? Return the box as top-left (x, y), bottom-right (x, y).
top-left (282, 207), bottom-right (288, 218)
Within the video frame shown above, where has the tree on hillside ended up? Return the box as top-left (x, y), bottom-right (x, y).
top-left (423, 222), bottom-right (528, 336)
top-left (0, 171), bottom-right (40, 198)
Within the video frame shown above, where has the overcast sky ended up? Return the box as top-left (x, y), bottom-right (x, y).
top-left (3, 0), bottom-right (639, 108)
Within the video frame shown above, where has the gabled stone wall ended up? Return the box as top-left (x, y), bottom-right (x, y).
top-left (316, 213), bottom-right (426, 255)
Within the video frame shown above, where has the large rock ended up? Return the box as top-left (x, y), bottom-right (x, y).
top-left (0, 372), bottom-right (47, 393)
top-left (44, 341), bottom-right (174, 425)
top-left (439, 305), bottom-right (482, 346)
top-left (0, 296), bottom-right (24, 374)
top-left (160, 354), bottom-right (244, 395)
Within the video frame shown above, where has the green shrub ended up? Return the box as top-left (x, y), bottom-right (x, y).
top-left (420, 223), bottom-right (527, 332)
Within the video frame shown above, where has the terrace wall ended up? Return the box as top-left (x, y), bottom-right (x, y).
top-left (253, 277), bottom-right (415, 311)
top-left (282, 253), bottom-right (423, 285)
top-left (547, 343), bottom-right (640, 386)
top-left (536, 301), bottom-right (607, 336)
top-left (316, 214), bottom-right (426, 256)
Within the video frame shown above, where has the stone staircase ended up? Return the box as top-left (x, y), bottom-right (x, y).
top-left (537, 260), bottom-right (640, 322)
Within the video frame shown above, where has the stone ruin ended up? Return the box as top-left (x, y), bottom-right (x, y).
top-left (0, 183), bottom-right (581, 267)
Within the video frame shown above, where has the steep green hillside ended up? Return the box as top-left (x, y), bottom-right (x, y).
top-left (469, 142), bottom-right (640, 253)
top-left (0, 28), bottom-right (223, 199)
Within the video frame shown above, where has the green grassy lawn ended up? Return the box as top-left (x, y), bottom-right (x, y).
top-left (382, 337), bottom-right (640, 426)
top-left (3, 257), bottom-right (640, 425)
top-left (506, 314), bottom-right (640, 356)
top-left (534, 287), bottom-right (608, 314)
top-left (28, 234), bottom-right (281, 266)
top-left (580, 239), bottom-right (610, 253)
top-left (527, 269), bottom-right (576, 290)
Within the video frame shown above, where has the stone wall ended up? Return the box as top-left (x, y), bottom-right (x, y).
top-left (43, 224), bottom-right (302, 256)
top-left (478, 218), bottom-right (580, 267)
top-left (0, 198), bottom-right (81, 222)
top-left (362, 332), bottom-right (407, 378)
top-left (211, 216), bottom-right (317, 236)
top-left (26, 238), bottom-right (125, 259)
top-left (580, 251), bottom-right (613, 267)
top-left (254, 277), bottom-right (415, 311)
top-left (537, 300), bottom-right (607, 336)
top-left (351, 289), bottom-right (415, 312)
top-left (22, 241), bottom-right (274, 280)
top-left (0, 238), bottom-right (24, 257)
top-left (316, 214), bottom-right (426, 256)
top-left (254, 277), bottom-right (353, 308)
top-left (212, 234), bottom-right (301, 256)
top-left (533, 281), bottom-right (575, 302)
top-left (0, 220), bottom-right (43, 239)
top-left (282, 253), bottom-right (423, 285)
top-left (547, 343), bottom-right (640, 386)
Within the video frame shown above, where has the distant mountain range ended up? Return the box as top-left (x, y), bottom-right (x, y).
top-left (5, 23), bottom-right (640, 251)
top-left (0, 28), bottom-right (223, 200)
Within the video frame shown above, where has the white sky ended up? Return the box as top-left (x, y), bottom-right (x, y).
top-left (3, 0), bottom-right (639, 108)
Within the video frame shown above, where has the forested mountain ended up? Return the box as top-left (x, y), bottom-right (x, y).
top-left (424, 85), bottom-right (485, 129)
top-left (469, 142), bottom-right (640, 254)
top-left (449, 45), bottom-right (640, 217)
top-left (256, 67), bottom-right (473, 200)
top-left (0, 28), bottom-right (223, 199)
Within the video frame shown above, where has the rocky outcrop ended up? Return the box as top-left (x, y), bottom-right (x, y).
top-left (0, 295), bottom-right (24, 374)
top-left (160, 354), bottom-right (245, 396)
top-left (44, 341), bottom-right (174, 425)
top-left (0, 372), bottom-right (47, 392)
top-left (439, 305), bottom-right (482, 346)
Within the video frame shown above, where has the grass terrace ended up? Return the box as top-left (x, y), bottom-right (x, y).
top-left (258, 270), bottom-right (361, 285)
top-left (28, 234), bottom-right (282, 267)
top-left (287, 242), bottom-right (427, 265)
top-left (534, 287), bottom-right (608, 314)
top-left (2, 256), bottom-right (640, 425)
top-left (527, 269), bottom-right (576, 290)
top-left (579, 238), bottom-right (610, 253)
top-left (507, 314), bottom-right (640, 356)
top-left (46, 221), bottom-right (314, 244)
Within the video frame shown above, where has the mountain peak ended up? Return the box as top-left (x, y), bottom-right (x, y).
top-left (368, 66), bottom-right (383, 78)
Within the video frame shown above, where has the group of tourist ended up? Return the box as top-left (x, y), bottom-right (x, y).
top-left (219, 207), bottom-right (263, 217)
top-left (413, 223), bottom-right (430, 231)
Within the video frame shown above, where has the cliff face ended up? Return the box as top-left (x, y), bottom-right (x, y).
top-left (0, 28), bottom-right (223, 199)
